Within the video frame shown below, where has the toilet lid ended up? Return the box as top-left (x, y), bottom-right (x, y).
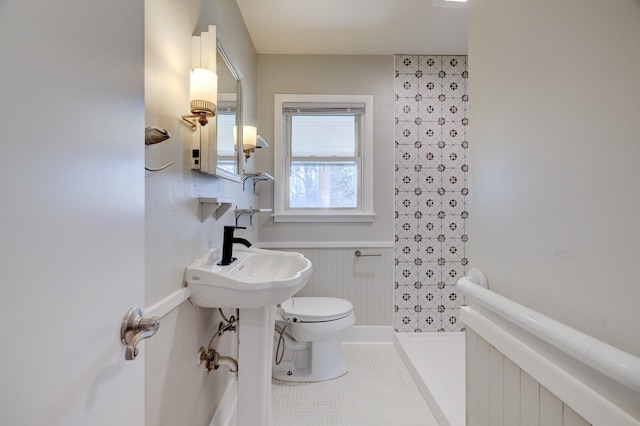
top-left (280, 297), bottom-right (353, 322)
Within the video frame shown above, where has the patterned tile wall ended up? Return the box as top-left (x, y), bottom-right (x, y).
top-left (394, 55), bottom-right (469, 332)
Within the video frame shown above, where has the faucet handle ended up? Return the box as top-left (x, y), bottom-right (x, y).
top-left (224, 225), bottom-right (246, 231)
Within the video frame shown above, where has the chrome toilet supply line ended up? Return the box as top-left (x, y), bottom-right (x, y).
top-left (354, 250), bottom-right (381, 257)
top-left (274, 316), bottom-right (291, 366)
top-left (120, 307), bottom-right (160, 360)
top-left (206, 308), bottom-right (239, 350)
top-left (198, 308), bottom-right (239, 372)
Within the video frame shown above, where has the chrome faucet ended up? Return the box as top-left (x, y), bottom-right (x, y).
top-left (218, 226), bottom-right (252, 266)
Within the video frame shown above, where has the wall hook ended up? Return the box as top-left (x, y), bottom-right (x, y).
top-left (145, 126), bottom-right (174, 171)
top-left (145, 126), bottom-right (171, 145)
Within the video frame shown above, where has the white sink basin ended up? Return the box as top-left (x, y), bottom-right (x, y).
top-left (185, 246), bottom-right (313, 309)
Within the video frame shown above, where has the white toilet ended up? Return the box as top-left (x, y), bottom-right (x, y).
top-left (272, 297), bottom-right (355, 382)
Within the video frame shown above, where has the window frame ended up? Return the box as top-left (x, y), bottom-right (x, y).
top-left (274, 94), bottom-right (375, 223)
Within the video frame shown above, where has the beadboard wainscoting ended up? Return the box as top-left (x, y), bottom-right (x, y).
top-left (258, 244), bottom-right (394, 329)
top-left (459, 274), bottom-right (640, 426)
top-left (466, 328), bottom-right (591, 426)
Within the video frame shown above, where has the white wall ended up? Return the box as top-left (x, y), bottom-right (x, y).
top-left (255, 55), bottom-right (395, 244)
top-left (254, 56), bottom-right (395, 328)
top-left (467, 0), bottom-right (640, 356)
top-left (144, 0), bottom-right (258, 423)
top-left (0, 0), bottom-right (146, 423)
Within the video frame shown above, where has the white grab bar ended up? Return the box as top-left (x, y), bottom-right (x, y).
top-left (144, 287), bottom-right (191, 319)
top-left (457, 273), bottom-right (640, 394)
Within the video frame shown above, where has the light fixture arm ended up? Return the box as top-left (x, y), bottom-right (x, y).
top-left (182, 112), bottom-right (214, 131)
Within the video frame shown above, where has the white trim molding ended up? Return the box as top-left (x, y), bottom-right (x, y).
top-left (256, 241), bottom-right (394, 249)
top-left (272, 213), bottom-right (375, 223)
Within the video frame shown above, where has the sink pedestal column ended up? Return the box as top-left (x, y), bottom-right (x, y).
top-left (237, 305), bottom-right (275, 426)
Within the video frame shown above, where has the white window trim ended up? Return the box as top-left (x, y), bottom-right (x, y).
top-left (274, 94), bottom-right (375, 223)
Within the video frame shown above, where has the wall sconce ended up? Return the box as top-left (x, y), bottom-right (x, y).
top-left (241, 125), bottom-right (257, 159)
top-left (234, 126), bottom-right (269, 159)
top-left (182, 68), bottom-right (218, 130)
top-left (234, 125), bottom-right (255, 159)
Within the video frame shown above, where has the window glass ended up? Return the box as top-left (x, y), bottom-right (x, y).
top-left (290, 161), bottom-right (358, 208)
top-left (288, 112), bottom-right (360, 209)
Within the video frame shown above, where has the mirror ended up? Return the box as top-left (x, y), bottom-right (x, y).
top-left (192, 26), bottom-right (243, 182)
top-left (214, 38), bottom-right (243, 180)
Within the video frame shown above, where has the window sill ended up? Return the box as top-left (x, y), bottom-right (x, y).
top-left (272, 213), bottom-right (375, 223)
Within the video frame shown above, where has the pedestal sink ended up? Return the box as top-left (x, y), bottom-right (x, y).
top-left (185, 247), bottom-right (313, 426)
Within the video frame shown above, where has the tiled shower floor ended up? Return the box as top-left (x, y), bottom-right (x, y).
top-left (271, 344), bottom-right (439, 426)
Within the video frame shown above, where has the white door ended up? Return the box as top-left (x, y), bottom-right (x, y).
top-left (0, 1), bottom-right (146, 425)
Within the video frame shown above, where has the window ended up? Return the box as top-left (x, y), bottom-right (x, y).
top-left (274, 94), bottom-right (374, 222)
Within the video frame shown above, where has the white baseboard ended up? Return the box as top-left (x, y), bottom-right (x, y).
top-left (343, 326), bottom-right (394, 344)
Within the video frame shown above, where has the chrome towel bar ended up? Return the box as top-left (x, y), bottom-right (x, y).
top-left (354, 250), bottom-right (381, 257)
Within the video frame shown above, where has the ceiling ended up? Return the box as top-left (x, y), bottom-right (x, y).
top-left (235, 0), bottom-right (468, 55)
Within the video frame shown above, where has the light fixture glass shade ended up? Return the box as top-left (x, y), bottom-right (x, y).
top-left (190, 68), bottom-right (217, 114)
top-left (242, 126), bottom-right (257, 151)
top-left (234, 125), bottom-right (257, 150)
top-left (234, 126), bottom-right (258, 158)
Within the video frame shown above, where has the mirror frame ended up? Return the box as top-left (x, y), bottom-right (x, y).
top-left (210, 32), bottom-right (243, 182)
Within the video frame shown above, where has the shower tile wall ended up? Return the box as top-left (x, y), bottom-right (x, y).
top-left (394, 55), bottom-right (469, 332)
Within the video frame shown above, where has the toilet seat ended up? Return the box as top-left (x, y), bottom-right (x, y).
top-left (279, 297), bottom-right (353, 323)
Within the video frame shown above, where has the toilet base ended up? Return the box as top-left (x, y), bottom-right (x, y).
top-left (272, 338), bottom-right (349, 382)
